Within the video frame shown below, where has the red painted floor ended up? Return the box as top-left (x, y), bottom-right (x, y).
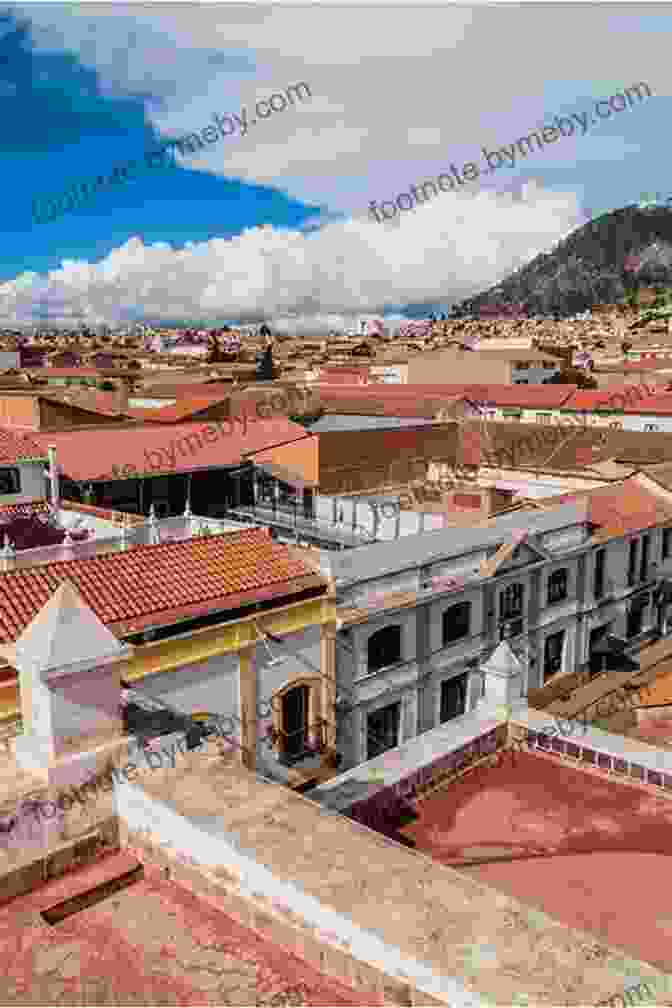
top-left (0, 851), bottom-right (382, 1005)
top-left (402, 750), bottom-right (672, 972)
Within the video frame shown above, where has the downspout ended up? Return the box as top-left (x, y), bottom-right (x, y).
top-left (47, 445), bottom-right (60, 514)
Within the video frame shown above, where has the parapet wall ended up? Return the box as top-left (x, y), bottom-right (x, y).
top-left (122, 826), bottom-right (411, 1005)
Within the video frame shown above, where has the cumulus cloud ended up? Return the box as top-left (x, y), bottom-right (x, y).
top-left (18, 5), bottom-right (662, 218)
top-left (0, 180), bottom-right (583, 326)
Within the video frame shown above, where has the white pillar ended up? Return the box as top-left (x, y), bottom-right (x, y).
top-left (47, 445), bottom-right (60, 513)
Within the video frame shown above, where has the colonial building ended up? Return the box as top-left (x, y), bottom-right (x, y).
top-left (0, 523), bottom-right (338, 791)
top-left (316, 479), bottom-right (672, 770)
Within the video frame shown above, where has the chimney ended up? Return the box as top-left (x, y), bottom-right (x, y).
top-left (47, 445), bottom-right (60, 512)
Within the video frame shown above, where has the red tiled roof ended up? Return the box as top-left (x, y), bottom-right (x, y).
top-left (141, 381), bottom-right (237, 398)
top-left (564, 385), bottom-right (656, 411)
top-left (623, 393), bottom-right (672, 415)
top-left (32, 417), bottom-right (310, 482)
top-left (0, 527), bottom-right (326, 642)
top-left (0, 429), bottom-right (47, 463)
top-left (0, 499), bottom-right (50, 517)
top-left (598, 360), bottom-right (672, 372)
top-left (316, 383), bottom-right (577, 409)
top-left (0, 499), bottom-right (145, 524)
top-left (41, 391), bottom-right (126, 418)
top-left (457, 384), bottom-right (577, 408)
top-left (27, 367), bottom-right (101, 377)
top-left (554, 479), bottom-right (672, 539)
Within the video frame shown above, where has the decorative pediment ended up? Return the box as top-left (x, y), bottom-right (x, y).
top-left (480, 530), bottom-right (549, 578)
top-left (495, 539), bottom-right (549, 573)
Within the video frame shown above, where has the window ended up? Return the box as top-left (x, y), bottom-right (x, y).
top-left (543, 630), bottom-right (565, 681)
top-left (644, 424), bottom-right (660, 432)
top-left (442, 602), bottom-right (471, 645)
top-left (440, 673), bottom-right (467, 723)
top-left (366, 702), bottom-right (400, 760)
top-left (628, 539), bottom-right (638, 587)
top-left (515, 360), bottom-right (531, 369)
top-left (367, 625), bottom-right (402, 673)
top-left (594, 548), bottom-right (605, 598)
top-left (500, 583), bottom-right (524, 621)
top-left (664, 529), bottom-right (672, 560)
top-left (547, 568), bottom-right (568, 605)
top-left (0, 468), bottom-right (20, 495)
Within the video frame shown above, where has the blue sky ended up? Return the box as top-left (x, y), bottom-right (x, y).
top-left (0, 3), bottom-right (668, 329)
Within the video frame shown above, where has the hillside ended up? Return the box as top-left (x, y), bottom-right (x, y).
top-left (452, 205), bottom-right (672, 318)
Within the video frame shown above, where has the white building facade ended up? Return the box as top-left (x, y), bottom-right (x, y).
top-left (319, 501), bottom-right (672, 770)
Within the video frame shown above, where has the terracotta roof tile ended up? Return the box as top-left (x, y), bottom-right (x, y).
top-left (564, 385), bottom-right (656, 411)
top-left (31, 418), bottom-right (310, 482)
top-left (548, 479), bottom-right (672, 539)
top-left (623, 393), bottom-right (672, 415)
top-left (0, 527), bottom-right (326, 643)
top-left (27, 367), bottom-right (101, 377)
top-left (0, 499), bottom-right (145, 525)
top-left (0, 429), bottom-right (47, 463)
top-left (41, 391), bottom-right (123, 417)
top-left (316, 383), bottom-right (577, 409)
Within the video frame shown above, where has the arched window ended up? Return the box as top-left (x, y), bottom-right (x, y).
top-left (367, 625), bottom-right (402, 673)
top-left (442, 602), bottom-right (471, 646)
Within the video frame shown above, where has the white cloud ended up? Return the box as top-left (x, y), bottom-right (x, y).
top-left (19, 5), bottom-right (666, 216)
top-left (0, 181), bottom-right (583, 325)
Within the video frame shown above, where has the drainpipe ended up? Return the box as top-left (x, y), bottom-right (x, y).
top-left (47, 445), bottom-right (60, 514)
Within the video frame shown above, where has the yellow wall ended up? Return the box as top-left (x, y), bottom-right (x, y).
top-left (0, 595), bottom-right (336, 724)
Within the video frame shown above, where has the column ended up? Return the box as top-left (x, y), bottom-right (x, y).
top-left (401, 690), bottom-right (417, 743)
top-left (320, 622), bottom-right (337, 764)
top-left (237, 645), bottom-right (257, 772)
